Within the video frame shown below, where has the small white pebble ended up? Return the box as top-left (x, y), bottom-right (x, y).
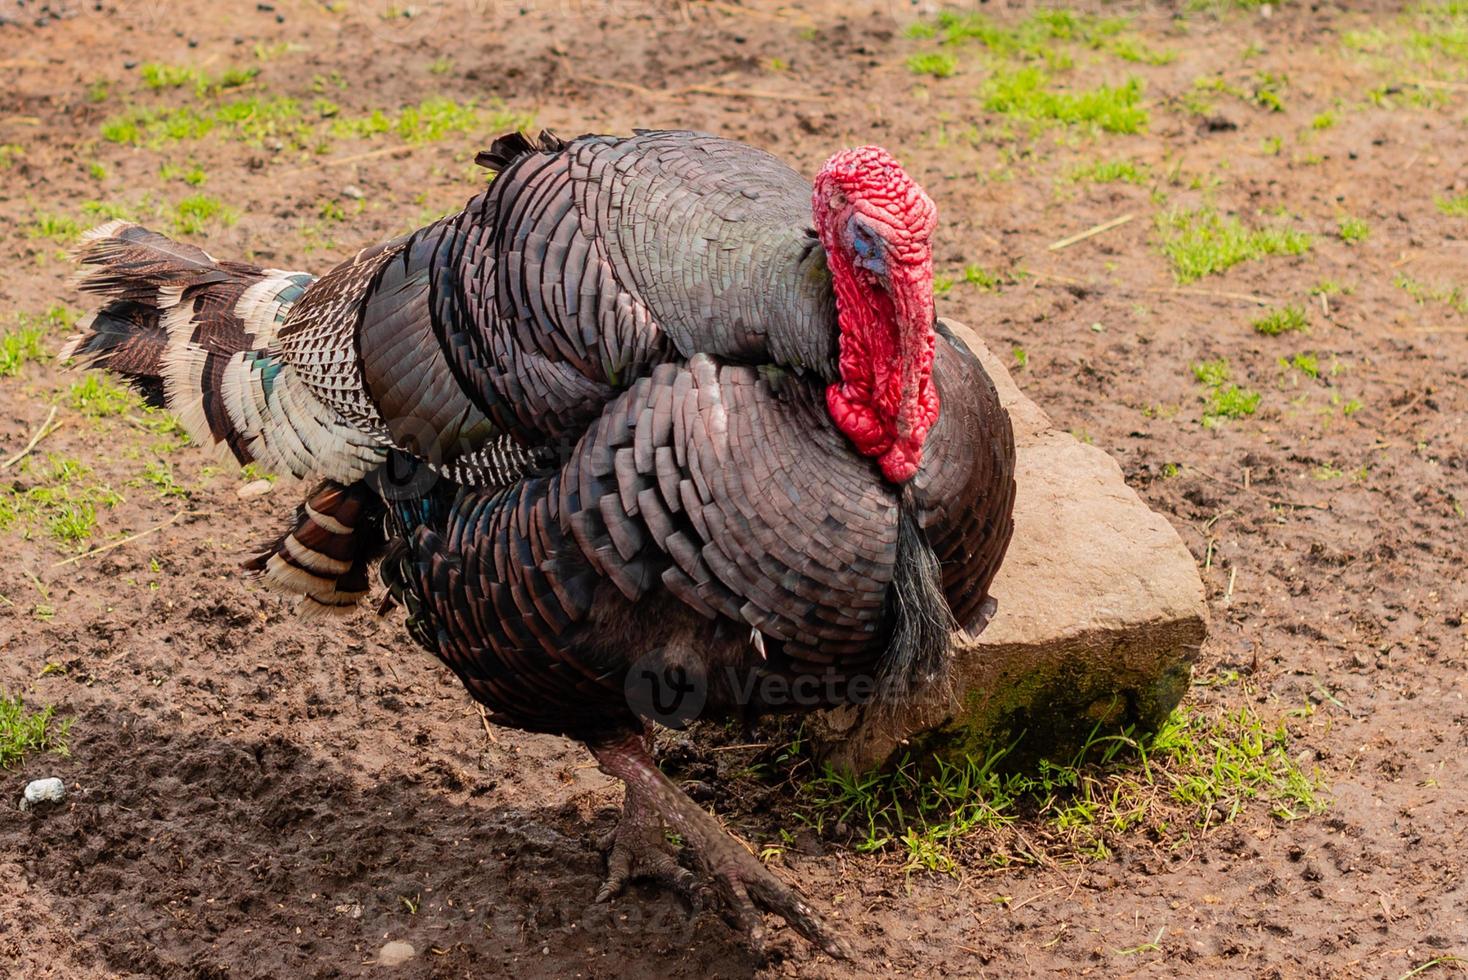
top-left (342, 184), bottom-right (365, 200)
top-left (377, 941), bottom-right (415, 967)
top-left (236, 479), bottom-right (274, 499)
top-left (20, 777), bottom-right (65, 810)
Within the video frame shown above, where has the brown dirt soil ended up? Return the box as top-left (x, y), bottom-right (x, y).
top-left (1, 1), bottom-right (1466, 977)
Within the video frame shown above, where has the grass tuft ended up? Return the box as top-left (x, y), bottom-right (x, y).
top-left (1068, 157), bottom-right (1149, 184)
top-left (1337, 215), bottom-right (1370, 244)
top-left (1253, 305), bottom-right (1310, 335)
top-left (1, 325), bottom-right (48, 377)
top-left (793, 703), bottom-right (1322, 872)
top-left (1436, 192), bottom-right (1468, 217)
top-left (0, 694), bottom-right (72, 769)
top-left (1193, 357), bottom-right (1262, 426)
top-left (1156, 207), bottom-right (1311, 282)
top-left (172, 194), bottom-right (238, 236)
top-left (0, 454), bottom-right (123, 545)
top-left (981, 67), bottom-right (1148, 134)
top-left (907, 52), bottom-right (958, 78)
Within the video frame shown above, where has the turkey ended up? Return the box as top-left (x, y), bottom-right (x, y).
top-left (63, 129), bottom-right (1017, 957)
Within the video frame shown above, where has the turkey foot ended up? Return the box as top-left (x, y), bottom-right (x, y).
top-left (595, 781), bottom-right (703, 905)
top-left (589, 732), bottom-right (851, 960)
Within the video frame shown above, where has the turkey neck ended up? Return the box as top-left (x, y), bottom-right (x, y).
top-left (752, 229), bottom-right (841, 381)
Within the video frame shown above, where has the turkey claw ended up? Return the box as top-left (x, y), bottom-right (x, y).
top-left (704, 842), bottom-right (852, 961)
top-left (594, 803), bottom-right (702, 906)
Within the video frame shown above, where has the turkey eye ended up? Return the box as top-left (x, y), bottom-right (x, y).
top-left (851, 224), bottom-right (878, 259)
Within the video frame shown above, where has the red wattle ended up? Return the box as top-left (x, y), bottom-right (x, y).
top-left (813, 145), bottom-right (940, 484)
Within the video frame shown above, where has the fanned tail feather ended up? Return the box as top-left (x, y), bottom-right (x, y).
top-left (64, 220), bottom-right (380, 483)
top-left (244, 480), bottom-right (386, 618)
top-left (66, 221), bottom-right (392, 615)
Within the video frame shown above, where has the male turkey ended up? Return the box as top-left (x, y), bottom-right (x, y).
top-left (64, 129), bottom-right (1016, 956)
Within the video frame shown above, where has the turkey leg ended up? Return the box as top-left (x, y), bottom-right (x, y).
top-left (588, 731), bottom-right (850, 959)
top-left (594, 739), bottom-right (701, 904)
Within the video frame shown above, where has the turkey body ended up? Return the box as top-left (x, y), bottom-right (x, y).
top-left (65, 129), bottom-right (1016, 956)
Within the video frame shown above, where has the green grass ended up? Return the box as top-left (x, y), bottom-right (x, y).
top-left (1204, 385), bottom-right (1261, 426)
top-left (1068, 157), bottom-right (1149, 184)
top-left (101, 94), bottom-right (531, 152)
top-left (1311, 110), bottom-right (1338, 129)
top-left (981, 67), bottom-right (1148, 134)
top-left (1183, 72), bottom-right (1288, 116)
top-left (1338, 215), bottom-right (1370, 244)
top-left (1193, 358), bottom-right (1262, 426)
top-left (141, 62), bottom-right (259, 97)
top-left (907, 52), bottom-right (958, 78)
top-left (0, 454), bottom-right (123, 546)
top-left (1192, 357), bottom-right (1232, 388)
top-left (159, 163), bottom-right (208, 186)
top-left (80, 199), bottom-right (134, 221)
top-left (141, 62), bottom-right (198, 90)
top-left (0, 694), bottom-right (72, 769)
top-left (0, 144), bottom-right (22, 168)
top-left (28, 212), bottom-right (82, 243)
top-left (960, 264), bottom-right (1002, 290)
top-left (1395, 274), bottom-right (1468, 315)
top-left (793, 703), bottom-right (1321, 872)
top-left (912, 9), bottom-right (1128, 69)
top-left (1281, 352), bottom-right (1321, 378)
top-left (1253, 305), bottom-right (1310, 336)
top-left (1436, 192), bottom-right (1468, 217)
top-left (135, 461), bottom-right (189, 499)
top-left (1, 324), bottom-right (47, 377)
top-left (1108, 36), bottom-right (1177, 65)
top-left (171, 194), bottom-right (238, 236)
top-left (67, 376), bottom-right (137, 417)
top-left (1156, 207), bottom-right (1312, 282)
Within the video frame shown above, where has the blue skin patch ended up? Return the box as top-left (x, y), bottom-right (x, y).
top-left (849, 220), bottom-right (888, 278)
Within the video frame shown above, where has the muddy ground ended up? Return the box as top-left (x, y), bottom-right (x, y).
top-left (1, 0), bottom-right (1466, 976)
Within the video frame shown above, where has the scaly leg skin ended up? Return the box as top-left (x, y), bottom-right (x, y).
top-left (589, 732), bottom-right (851, 960)
top-left (595, 779), bottom-right (703, 904)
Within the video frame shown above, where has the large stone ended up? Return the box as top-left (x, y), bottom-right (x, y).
top-left (812, 320), bottom-right (1208, 773)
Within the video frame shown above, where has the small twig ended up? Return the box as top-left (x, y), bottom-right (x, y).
top-left (50, 510), bottom-right (200, 569)
top-left (2, 405), bottom-right (62, 470)
top-left (1152, 285), bottom-right (1278, 305)
top-left (1224, 567), bottom-right (1238, 602)
top-left (1406, 78), bottom-right (1468, 92)
top-left (1006, 884), bottom-right (1066, 913)
top-left (1381, 389), bottom-right (1429, 427)
top-left (276, 144), bottom-right (420, 176)
top-left (1184, 464), bottom-right (1329, 511)
top-left (1046, 213), bottom-right (1135, 252)
top-left (25, 570), bottom-right (49, 599)
top-left (693, 1), bottom-right (816, 27)
top-left (1027, 271), bottom-right (1277, 305)
top-left (708, 742), bottom-right (774, 752)
top-left (476, 703), bottom-right (499, 744)
top-left (564, 70), bottom-right (658, 98)
top-left (676, 84), bottom-right (825, 102)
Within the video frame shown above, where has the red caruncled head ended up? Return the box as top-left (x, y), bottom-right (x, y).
top-left (812, 146), bottom-right (939, 484)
